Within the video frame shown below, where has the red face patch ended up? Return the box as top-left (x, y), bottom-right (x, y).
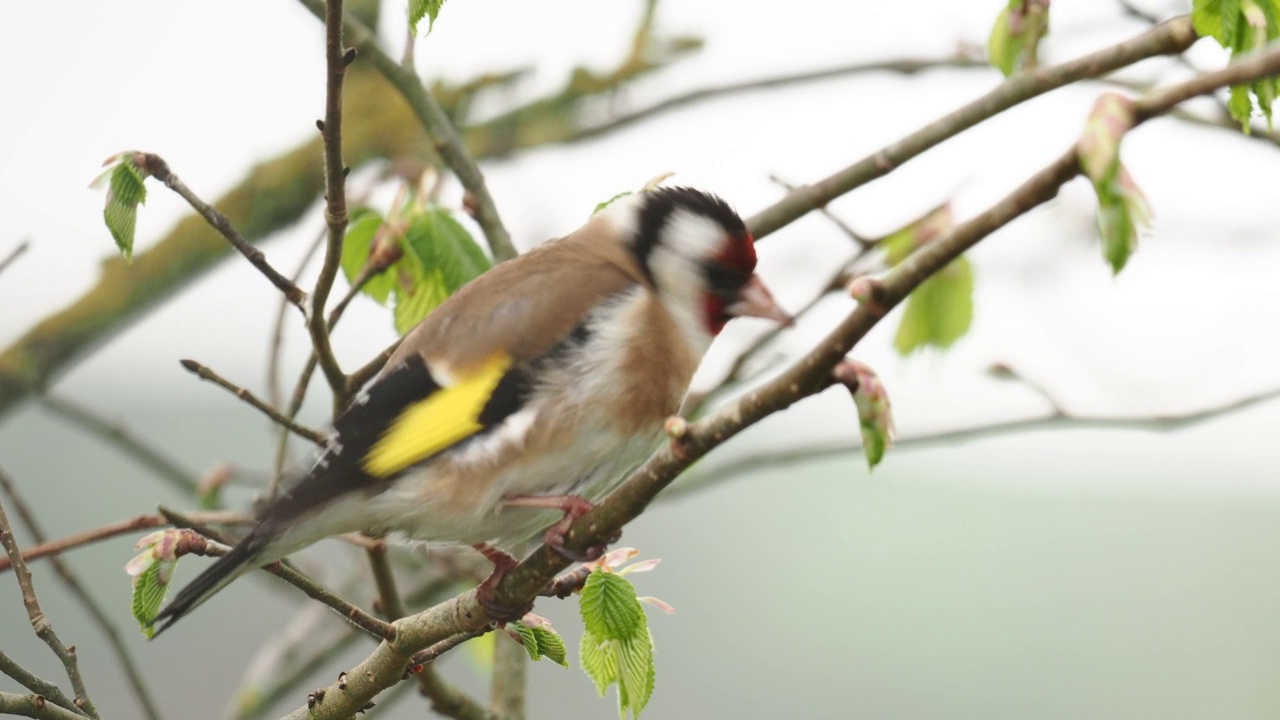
top-left (701, 232), bottom-right (757, 335)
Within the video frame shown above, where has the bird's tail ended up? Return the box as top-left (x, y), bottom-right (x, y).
top-left (151, 524), bottom-right (276, 637)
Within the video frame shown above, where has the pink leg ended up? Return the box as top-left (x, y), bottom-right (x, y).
top-left (502, 494), bottom-right (620, 562)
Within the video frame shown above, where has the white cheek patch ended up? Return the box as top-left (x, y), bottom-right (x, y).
top-left (662, 209), bottom-right (726, 260)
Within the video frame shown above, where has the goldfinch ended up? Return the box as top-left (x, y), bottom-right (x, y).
top-left (153, 186), bottom-right (790, 633)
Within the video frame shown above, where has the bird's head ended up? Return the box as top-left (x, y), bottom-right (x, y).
top-left (604, 186), bottom-right (791, 347)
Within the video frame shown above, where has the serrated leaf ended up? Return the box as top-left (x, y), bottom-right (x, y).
top-left (392, 262), bottom-right (448, 335)
top-left (1193, 0), bottom-right (1280, 131)
top-left (615, 632), bottom-right (655, 717)
top-left (409, 0), bottom-right (445, 36)
top-left (580, 630), bottom-right (618, 696)
top-left (340, 211), bottom-right (396, 304)
top-left (1193, 0), bottom-right (1246, 46)
top-left (103, 157), bottom-right (147, 261)
top-left (130, 560), bottom-right (170, 639)
top-left (893, 257), bottom-right (974, 355)
top-left (509, 621), bottom-right (569, 667)
top-left (592, 191), bottom-right (633, 216)
top-left (392, 209), bottom-right (490, 334)
top-left (580, 570), bottom-right (645, 641)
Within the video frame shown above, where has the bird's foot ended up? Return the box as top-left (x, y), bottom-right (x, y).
top-left (471, 543), bottom-right (532, 624)
top-left (502, 494), bottom-right (619, 563)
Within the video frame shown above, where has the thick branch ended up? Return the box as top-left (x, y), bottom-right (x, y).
top-left (0, 653), bottom-right (84, 719)
top-left (0, 692), bottom-right (87, 720)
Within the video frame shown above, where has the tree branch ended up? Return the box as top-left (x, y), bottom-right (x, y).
top-left (0, 470), bottom-right (163, 720)
top-left (0, 653), bottom-right (85, 719)
top-left (297, 0), bottom-right (518, 263)
top-left (179, 358), bottom-right (327, 445)
top-left (0, 240), bottom-right (30, 276)
top-left (160, 518), bottom-right (397, 643)
top-left (138, 153), bottom-right (308, 310)
top-left (0, 692), bottom-right (87, 720)
top-left (0, 510), bottom-right (251, 573)
top-left (272, 40), bottom-right (1280, 720)
top-left (0, 475), bottom-right (99, 719)
top-left (746, 16), bottom-right (1197, 240)
top-left (308, 0), bottom-right (356, 406)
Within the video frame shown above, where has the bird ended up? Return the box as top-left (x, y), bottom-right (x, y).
top-left (152, 186), bottom-right (791, 635)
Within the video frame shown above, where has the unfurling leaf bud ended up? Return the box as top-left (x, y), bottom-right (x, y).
top-left (1078, 93), bottom-right (1136, 183)
top-left (832, 359), bottom-right (896, 470)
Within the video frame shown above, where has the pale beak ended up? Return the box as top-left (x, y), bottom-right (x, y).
top-left (726, 275), bottom-right (793, 326)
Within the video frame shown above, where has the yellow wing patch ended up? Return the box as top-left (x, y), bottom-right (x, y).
top-left (363, 354), bottom-right (512, 478)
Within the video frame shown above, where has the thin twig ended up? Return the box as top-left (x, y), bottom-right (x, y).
top-left (569, 54), bottom-right (990, 144)
top-left (768, 174), bottom-right (875, 248)
top-left (0, 511), bottom-right (251, 573)
top-left (159, 507), bottom-right (397, 643)
top-left (296, 0), bottom-right (517, 263)
top-left (366, 542), bottom-right (407, 621)
top-left (0, 470), bottom-right (163, 720)
top-left (269, 228), bottom-right (327, 410)
top-left (490, 633), bottom-right (527, 720)
top-left (179, 358), bottom-right (327, 445)
top-left (38, 392), bottom-right (198, 495)
top-left (0, 240), bottom-right (30, 276)
top-left (746, 16), bottom-right (1198, 239)
top-left (272, 40), bottom-right (1280, 720)
top-left (0, 470), bottom-right (99, 719)
top-left (412, 631), bottom-right (497, 720)
top-left (347, 339), bottom-right (402, 396)
top-left (136, 153), bottom-right (308, 310)
top-left (670, 382), bottom-right (1280, 499)
top-left (309, 0), bottom-right (356, 407)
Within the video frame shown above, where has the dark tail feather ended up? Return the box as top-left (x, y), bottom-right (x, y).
top-left (151, 529), bottom-right (271, 637)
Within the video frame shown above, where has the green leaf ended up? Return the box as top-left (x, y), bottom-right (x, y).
top-left (1192, 0), bottom-right (1280, 130)
top-left (1092, 165), bottom-right (1151, 274)
top-left (580, 570), bottom-right (645, 641)
top-left (340, 211), bottom-right (396, 304)
top-left (580, 629), bottom-right (618, 696)
top-left (986, 1), bottom-right (1050, 77)
top-left (615, 632), bottom-right (655, 716)
top-left (592, 191), bottom-right (633, 216)
top-left (509, 621), bottom-right (569, 666)
top-left (1193, 0), bottom-right (1245, 47)
top-left (103, 156), bottom-right (147, 261)
top-left (579, 570), bottom-right (656, 718)
top-left (130, 560), bottom-right (170, 639)
top-left (892, 257), bottom-right (974, 355)
top-left (409, 0), bottom-right (445, 35)
top-left (392, 209), bottom-right (491, 334)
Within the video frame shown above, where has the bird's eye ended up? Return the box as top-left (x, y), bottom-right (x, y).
top-left (704, 263), bottom-right (750, 297)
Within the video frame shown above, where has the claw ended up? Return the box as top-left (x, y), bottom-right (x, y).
top-left (471, 544), bottom-right (532, 624)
